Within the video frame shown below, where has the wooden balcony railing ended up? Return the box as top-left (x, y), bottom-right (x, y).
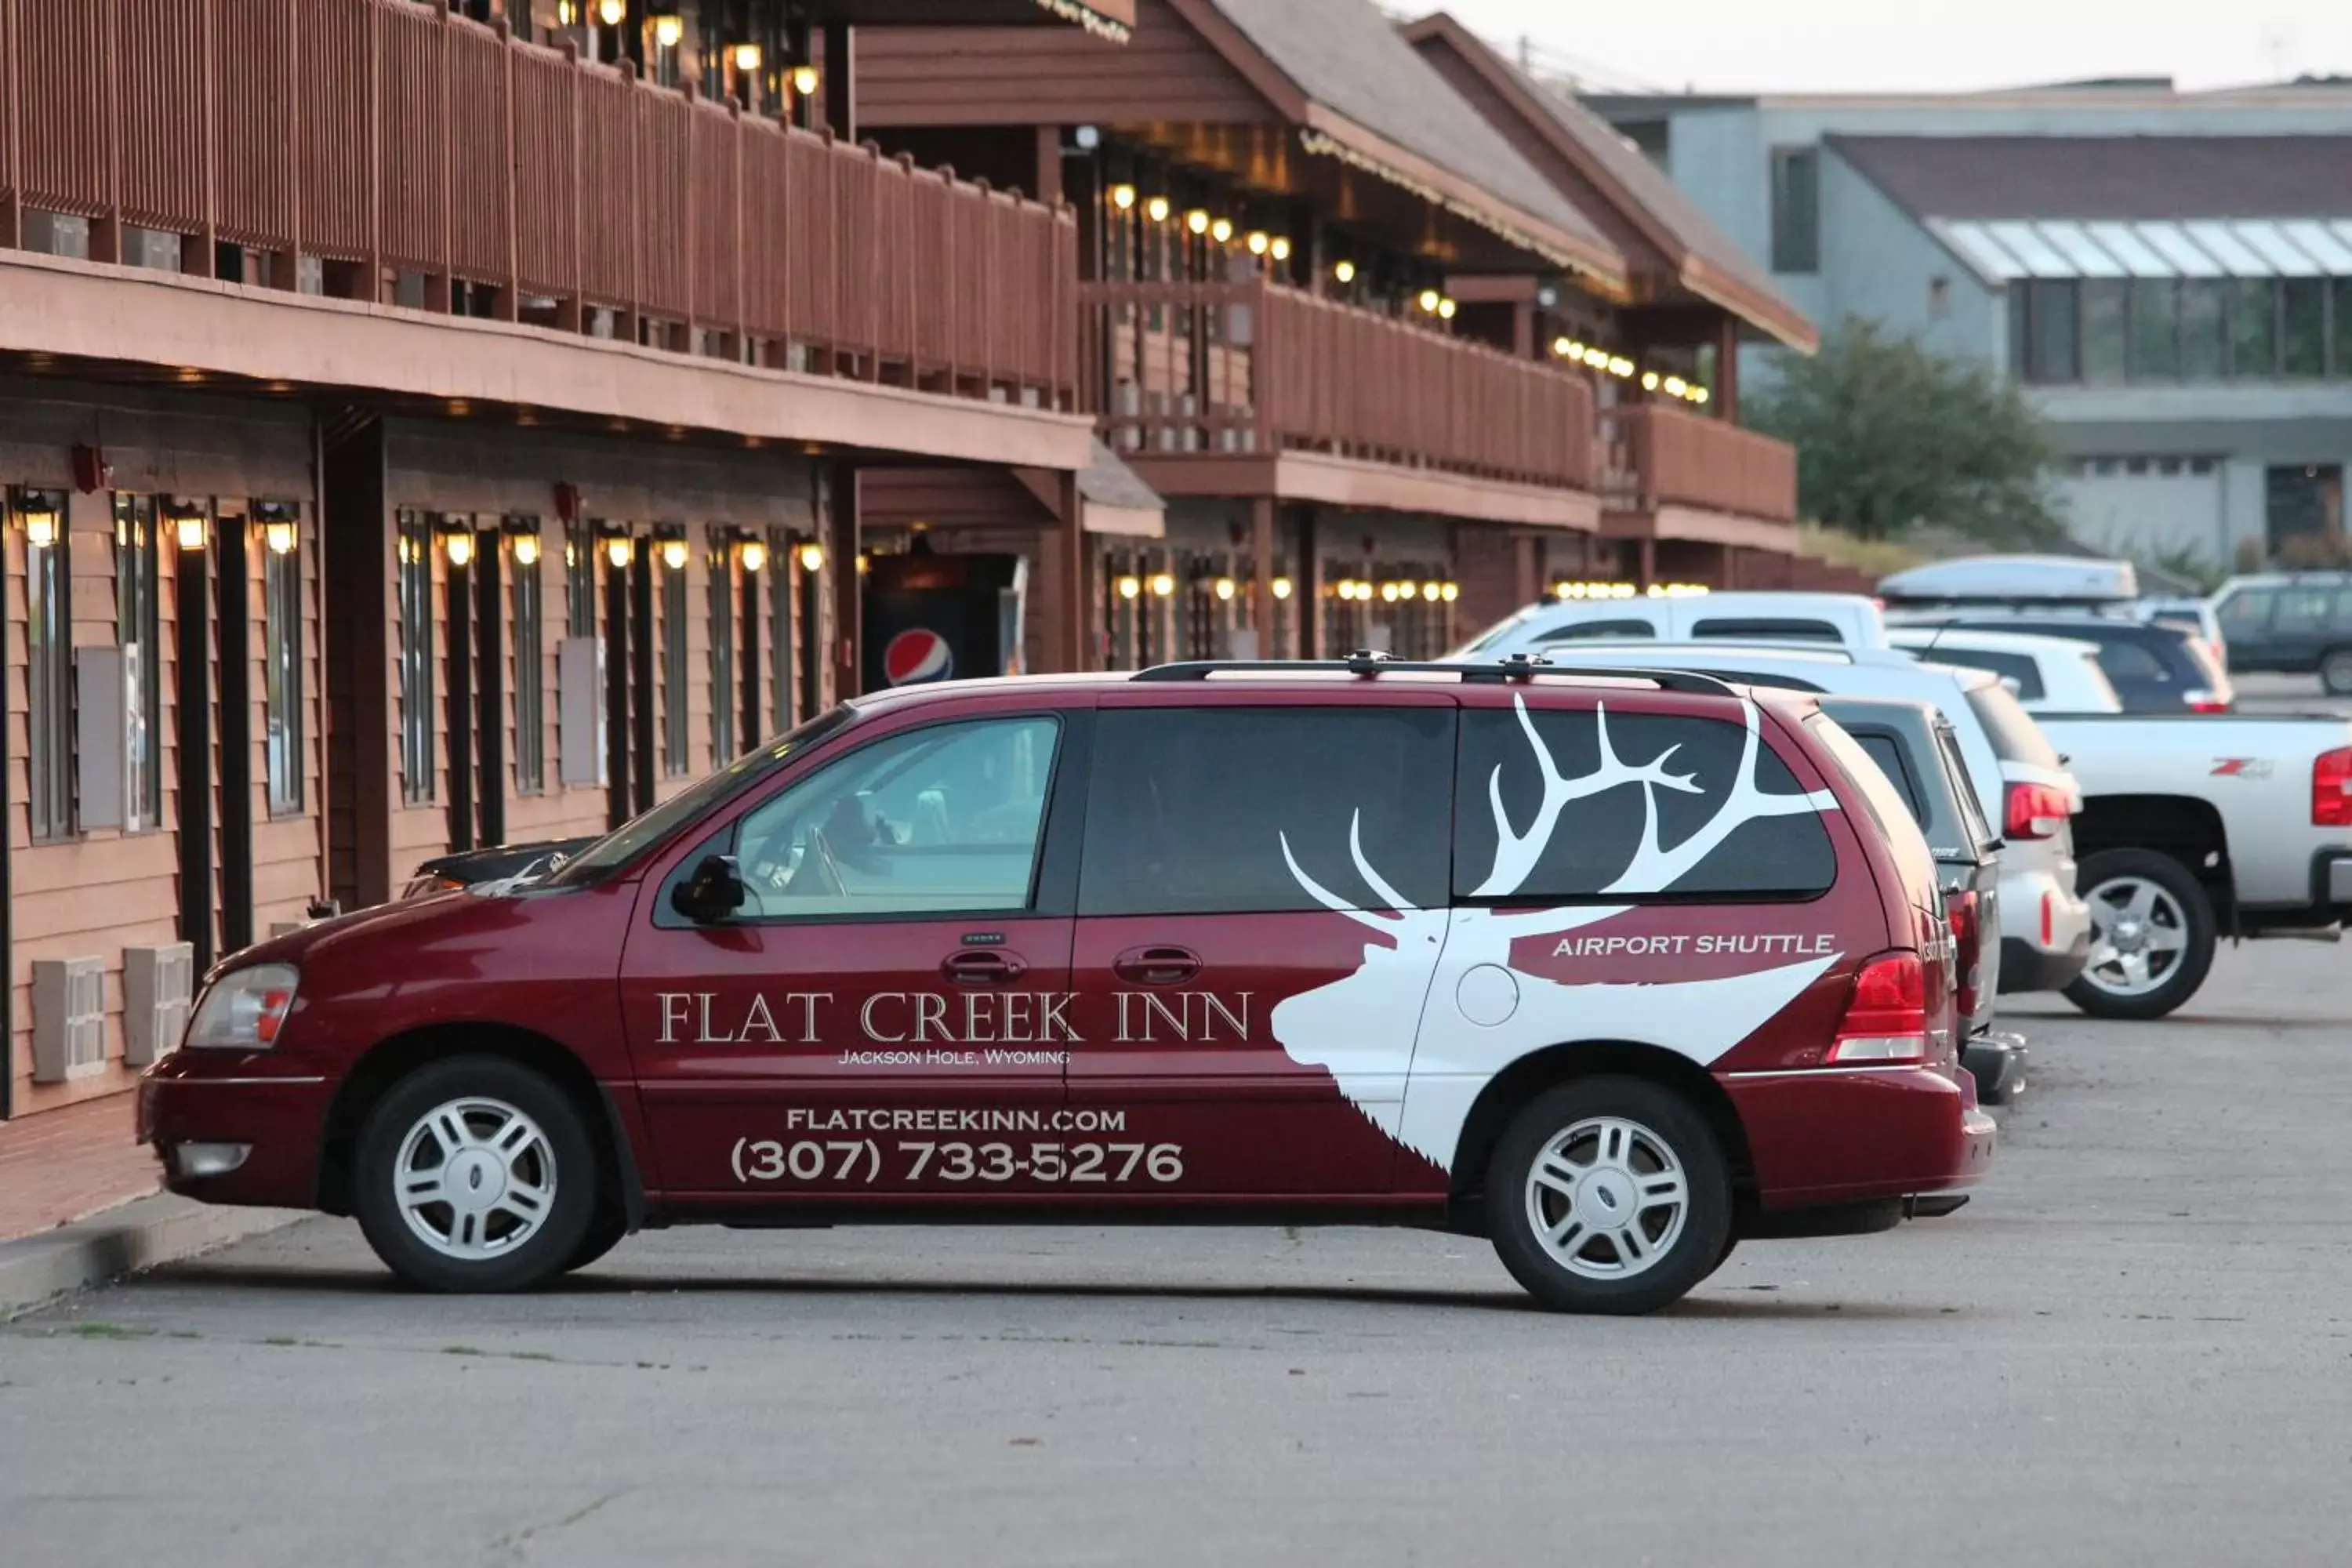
top-left (0, 0), bottom-right (1078, 409)
top-left (1599, 403), bottom-right (1798, 523)
top-left (1080, 280), bottom-right (1595, 490)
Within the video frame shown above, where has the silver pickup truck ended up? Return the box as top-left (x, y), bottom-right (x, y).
top-left (2039, 712), bottom-right (2352, 1018)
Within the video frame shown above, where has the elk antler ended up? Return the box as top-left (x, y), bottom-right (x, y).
top-left (1280, 809), bottom-right (1408, 935)
top-left (1606, 697), bottom-right (1838, 895)
top-left (1472, 695), bottom-right (1700, 898)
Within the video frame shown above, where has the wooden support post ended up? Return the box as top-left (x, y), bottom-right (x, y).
top-left (1249, 497), bottom-right (1276, 660)
top-left (829, 464), bottom-right (861, 695)
top-left (1716, 317), bottom-right (1740, 422)
top-left (1058, 469), bottom-right (1087, 673)
top-left (822, 22), bottom-right (855, 143)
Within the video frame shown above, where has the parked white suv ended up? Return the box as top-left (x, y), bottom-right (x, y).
top-left (1472, 644), bottom-right (2094, 999)
top-left (1886, 627), bottom-right (2123, 714)
top-left (1453, 592), bottom-right (1888, 657)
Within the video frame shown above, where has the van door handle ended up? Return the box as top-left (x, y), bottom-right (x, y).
top-left (1112, 946), bottom-right (1201, 985)
top-left (941, 950), bottom-right (1026, 986)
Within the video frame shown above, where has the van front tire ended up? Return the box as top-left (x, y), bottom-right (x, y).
top-left (1486, 1077), bottom-right (1732, 1315)
top-left (353, 1055), bottom-right (598, 1294)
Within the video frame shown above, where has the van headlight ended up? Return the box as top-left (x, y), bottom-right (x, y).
top-left (186, 964), bottom-right (300, 1051)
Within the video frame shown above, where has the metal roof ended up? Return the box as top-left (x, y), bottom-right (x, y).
top-left (1923, 217), bottom-right (2352, 284)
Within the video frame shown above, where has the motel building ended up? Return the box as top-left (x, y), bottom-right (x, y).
top-left (0, 0), bottom-right (1816, 1130)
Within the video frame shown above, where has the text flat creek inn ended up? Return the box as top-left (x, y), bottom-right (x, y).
top-left (0, 0), bottom-right (1814, 1127)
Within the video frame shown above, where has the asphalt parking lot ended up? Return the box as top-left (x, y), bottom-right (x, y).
top-left (4, 675), bottom-right (2348, 1567)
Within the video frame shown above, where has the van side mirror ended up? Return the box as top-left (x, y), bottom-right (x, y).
top-left (671, 854), bottom-right (747, 924)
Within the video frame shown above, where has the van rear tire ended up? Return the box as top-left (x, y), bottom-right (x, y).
top-left (1486, 1077), bottom-right (1732, 1315)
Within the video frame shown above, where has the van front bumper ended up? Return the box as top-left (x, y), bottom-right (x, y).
top-left (139, 1054), bottom-right (335, 1210)
top-left (1725, 1064), bottom-right (1995, 1210)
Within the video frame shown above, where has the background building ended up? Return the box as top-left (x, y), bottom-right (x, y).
top-left (1586, 79), bottom-right (2352, 566)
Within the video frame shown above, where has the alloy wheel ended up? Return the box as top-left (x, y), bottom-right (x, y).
top-left (1522, 1116), bottom-right (1690, 1279)
top-left (2081, 874), bottom-right (2190, 998)
top-left (393, 1097), bottom-right (559, 1261)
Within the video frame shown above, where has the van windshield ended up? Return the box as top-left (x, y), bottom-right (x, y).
top-left (543, 705), bottom-right (859, 886)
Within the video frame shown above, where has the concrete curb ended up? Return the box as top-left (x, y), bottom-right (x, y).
top-left (0, 1195), bottom-right (304, 1320)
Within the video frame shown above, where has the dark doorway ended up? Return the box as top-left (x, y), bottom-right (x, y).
top-left (2267, 463), bottom-right (2345, 557)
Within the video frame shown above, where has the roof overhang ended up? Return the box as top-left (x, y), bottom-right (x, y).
top-left (1127, 450), bottom-right (1600, 530)
top-left (0, 250), bottom-right (1096, 473)
top-left (1926, 215), bottom-right (2352, 285)
top-left (1398, 11), bottom-right (1813, 350)
top-left (819, 0), bottom-right (1132, 39)
top-left (1601, 505), bottom-right (1799, 551)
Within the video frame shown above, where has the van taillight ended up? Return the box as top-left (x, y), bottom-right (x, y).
top-left (2185, 692), bottom-right (2231, 714)
top-left (2005, 781), bottom-right (2071, 840)
top-left (1945, 890), bottom-right (1983, 1020)
top-left (2316, 748), bottom-right (2352, 828)
top-left (1828, 951), bottom-right (1928, 1065)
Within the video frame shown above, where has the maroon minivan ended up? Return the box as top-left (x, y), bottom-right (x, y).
top-left (142, 658), bottom-right (1993, 1314)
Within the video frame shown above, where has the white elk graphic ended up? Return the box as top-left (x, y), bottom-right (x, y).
top-left (1271, 695), bottom-right (1844, 1174)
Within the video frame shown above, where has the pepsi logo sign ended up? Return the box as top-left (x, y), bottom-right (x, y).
top-left (884, 628), bottom-right (955, 686)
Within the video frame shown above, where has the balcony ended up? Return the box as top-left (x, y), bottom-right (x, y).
top-left (0, 0), bottom-right (1082, 461)
top-left (1080, 280), bottom-right (1598, 528)
top-left (1598, 404), bottom-right (1799, 535)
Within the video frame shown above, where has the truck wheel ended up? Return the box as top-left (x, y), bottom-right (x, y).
top-left (2320, 647), bottom-right (2352, 696)
top-left (1486, 1077), bottom-right (1732, 1316)
top-left (2063, 850), bottom-right (2216, 1021)
top-left (353, 1055), bottom-right (598, 1293)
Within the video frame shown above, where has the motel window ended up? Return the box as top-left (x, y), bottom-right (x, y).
top-left (2128, 278), bottom-right (2180, 380)
top-left (2281, 279), bottom-right (2327, 378)
top-left (2229, 280), bottom-right (2278, 377)
top-left (2023, 281), bottom-right (2079, 384)
top-left (1768, 147), bottom-right (1819, 274)
top-left (2333, 280), bottom-right (2352, 378)
top-left (709, 540), bottom-right (736, 765)
top-left (263, 508), bottom-right (305, 816)
top-left (564, 517), bottom-right (597, 638)
top-left (2079, 280), bottom-right (2127, 383)
top-left (514, 525), bottom-right (546, 795)
top-left (23, 489), bottom-right (74, 840)
top-left (661, 538), bottom-right (689, 778)
top-left (768, 528), bottom-right (795, 735)
top-left (114, 495), bottom-right (163, 830)
top-left (2180, 281), bottom-right (2227, 380)
top-left (397, 510), bottom-right (436, 804)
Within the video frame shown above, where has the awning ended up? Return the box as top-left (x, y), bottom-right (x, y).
top-left (1928, 217), bottom-right (2352, 285)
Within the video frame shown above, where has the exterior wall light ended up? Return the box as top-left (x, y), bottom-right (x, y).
top-left (1553, 336), bottom-right (1575, 358)
top-left (597, 0), bottom-right (625, 26)
top-left (1213, 576), bottom-right (1236, 601)
top-left (1608, 357), bottom-right (1635, 378)
top-left (441, 524), bottom-right (475, 569)
top-left (1210, 217), bottom-right (1233, 244)
top-left (652, 12), bottom-right (684, 49)
top-left (1270, 575), bottom-right (1294, 601)
top-left (792, 64), bottom-right (821, 97)
top-left (1440, 583), bottom-right (1458, 602)
top-left (1333, 260), bottom-right (1356, 284)
top-left (1663, 376), bottom-right (1688, 396)
top-left (604, 531), bottom-right (633, 569)
top-left (1691, 386), bottom-right (1711, 405)
top-left (1379, 582), bottom-right (1400, 604)
top-left (1115, 574), bottom-right (1141, 600)
top-left (657, 531), bottom-right (688, 572)
top-left (797, 539), bottom-right (826, 573)
top-left (265, 518), bottom-right (300, 557)
top-left (1269, 237), bottom-right (1291, 262)
top-left (1110, 183), bottom-right (1137, 211)
top-left (1146, 195), bottom-right (1171, 223)
top-left (504, 517), bottom-right (541, 567)
top-left (1421, 581), bottom-right (1443, 602)
top-left (18, 493), bottom-right (61, 549)
top-left (1437, 298), bottom-right (1457, 320)
top-left (1246, 231), bottom-right (1269, 256)
top-left (1185, 209), bottom-right (1210, 236)
top-left (1148, 571), bottom-right (1176, 597)
top-left (1417, 288), bottom-right (1442, 314)
top-left (739, 537), bottom-right (768, 573)
top-left (1642, 371), bottom-right (1661, 390)
top-left (733, 42), bottom-right (763, 73)
top-left (165, 499), bottom-right (209, 552)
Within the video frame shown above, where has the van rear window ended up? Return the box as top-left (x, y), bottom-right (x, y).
top-left (1691, 617), bottom-right (1842, 642)
top-left (1454, 706), bottom-right (1835, 900)
top-left (1963, 681), bottom-right (2062, 768)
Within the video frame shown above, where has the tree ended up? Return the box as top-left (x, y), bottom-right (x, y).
top-left (1744, 319), bottom-right (2063, 545)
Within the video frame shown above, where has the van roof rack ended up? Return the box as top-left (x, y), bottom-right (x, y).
top-left (1130, 650), bottom-right (1740, 697)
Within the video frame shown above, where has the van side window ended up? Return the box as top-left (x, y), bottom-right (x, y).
top-left (1853, 732), bottom-right (1927, 825)
top-left (1454, 706), bottom-right (1836, 901)
top-left (2272, 586), bottom-right (2340, 633)
top-left (727, 716), bottom-right (1060, 919)
top-left (1080, 706), bottom-right (1454, 916)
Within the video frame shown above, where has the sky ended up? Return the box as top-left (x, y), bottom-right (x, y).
top-left (1428, 0), bottom-right (2352, 94)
